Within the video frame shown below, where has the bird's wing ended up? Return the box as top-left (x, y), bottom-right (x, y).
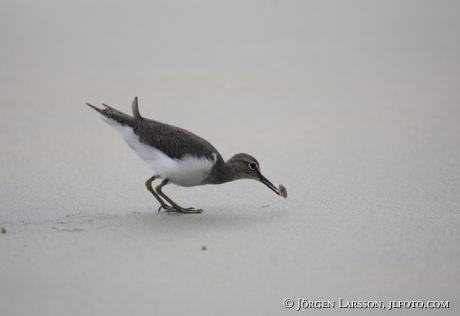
top-left (134, 120), bottom-right (221, 161)
top-left (86, 98), bottom-right (222, 161)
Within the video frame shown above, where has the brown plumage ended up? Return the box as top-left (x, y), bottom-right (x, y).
top-left (86, 98), bottom-right (220, 162)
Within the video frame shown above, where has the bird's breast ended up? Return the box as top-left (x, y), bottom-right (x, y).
top-left (106, 119), bottom-right (217, 187)
top-left (166, 154), bottom-right (217, 187)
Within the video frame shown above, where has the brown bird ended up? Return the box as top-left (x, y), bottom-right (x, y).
top-left (85, 97), bottom-right (285, 213)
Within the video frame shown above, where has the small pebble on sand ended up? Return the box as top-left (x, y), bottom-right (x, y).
top-left (278, 184), bottom-right (288, 198)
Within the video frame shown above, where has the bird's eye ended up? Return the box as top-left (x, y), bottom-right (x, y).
top-left (249, 162), bottom-right (258, 170)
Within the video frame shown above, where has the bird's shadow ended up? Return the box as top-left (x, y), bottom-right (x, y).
top-left (129, 206), bottom-right (289, 233)
top-left (14, 206), bottom-right (289, 235)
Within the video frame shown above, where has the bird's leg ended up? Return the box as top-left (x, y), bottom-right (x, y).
top-left (155, 179), bottom-right (203, 214)
top-left (145, 176), bottom-right (171, 211)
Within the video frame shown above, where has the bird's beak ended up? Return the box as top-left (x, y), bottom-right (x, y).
top-left (259, 173), bottom-right (280, 196)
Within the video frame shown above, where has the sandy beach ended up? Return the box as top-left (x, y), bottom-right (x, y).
top-left (1, 1), bottom-right (459, 315)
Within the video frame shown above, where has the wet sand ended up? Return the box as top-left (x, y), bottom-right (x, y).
top-left (1, 1), bottom-right (459, 315)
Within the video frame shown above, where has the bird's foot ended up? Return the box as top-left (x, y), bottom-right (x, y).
top-left (160, 205), bottom-right (203, 214)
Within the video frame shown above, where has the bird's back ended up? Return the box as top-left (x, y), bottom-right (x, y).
top-left (86, 98), bottom-right (223, 162)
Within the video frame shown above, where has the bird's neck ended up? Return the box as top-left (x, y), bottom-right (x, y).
top-left (205, 158), bottom-right (239, 184)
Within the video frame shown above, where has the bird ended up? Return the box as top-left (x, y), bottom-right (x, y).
top-left (85, 97), bottom-right (286, 213)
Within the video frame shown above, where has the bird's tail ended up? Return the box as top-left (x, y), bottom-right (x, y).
top-left (85, 97), bottom-right (140, 127)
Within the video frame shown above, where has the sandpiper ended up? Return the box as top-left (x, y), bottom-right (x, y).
top-left (85, 97), bottom-right (287, 213)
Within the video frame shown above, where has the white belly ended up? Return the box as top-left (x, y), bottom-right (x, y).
top-left (103, 117), bottom-right (217, 187)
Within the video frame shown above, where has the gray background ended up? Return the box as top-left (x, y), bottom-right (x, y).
top-left (1, 1), bottom-right (459, 315)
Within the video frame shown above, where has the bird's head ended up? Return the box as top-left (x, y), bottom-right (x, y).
top-left (226, 153), bottom-right (282, 197)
